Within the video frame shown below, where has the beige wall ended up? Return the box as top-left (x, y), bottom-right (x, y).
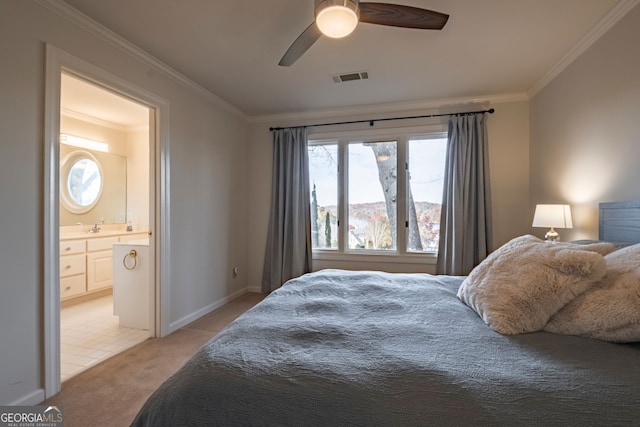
top-left (530, 3), bottom-right (640, 241)
top-left (61, 115), bottom-right (128, 155)
top-left (126, 127), bottom-right (150, 231)
top-left (247, 100), bottom-right (531, 286)
top-left (0, 1), bottom-right (248, 404)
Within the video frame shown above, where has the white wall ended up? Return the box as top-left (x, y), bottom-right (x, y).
top-left (61, 115), bottom-right (128, 155)
top-left (126, 127), bottom-right (150, 231)
top-left (0, 1), bottom-right (248, 404)
top-left (247, 99), bottom-right (530, 287)
top-left (530, 3), bottom-right (640, 241)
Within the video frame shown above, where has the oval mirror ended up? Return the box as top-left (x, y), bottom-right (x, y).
top-left (61, 151), bottom-right (103, 214)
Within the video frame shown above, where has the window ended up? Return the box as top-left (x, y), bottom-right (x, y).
top-left (407, 136), bottom-right (447, 252)
top-left (349, 141), bottom-right (397, 250)
top-left (308, 129), bottom-right (447, 255)
top-left (309, 144), bottom-right (338, 249)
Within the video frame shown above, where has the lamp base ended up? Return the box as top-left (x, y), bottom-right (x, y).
top-left (544, 227), bottom-right (560, 241)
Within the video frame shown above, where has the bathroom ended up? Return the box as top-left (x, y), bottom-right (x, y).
top-left (59, 73), bottom-right (153, 381)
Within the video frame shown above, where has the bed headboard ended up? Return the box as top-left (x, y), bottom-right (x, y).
top-left (599, 201), bottom-right (640, 243)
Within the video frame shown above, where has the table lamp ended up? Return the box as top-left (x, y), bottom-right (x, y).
top-left (532, 204), bottom-right (573, 241)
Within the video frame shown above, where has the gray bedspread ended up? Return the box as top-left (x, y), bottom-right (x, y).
top-left (132, 269), bottom-right (640, 426)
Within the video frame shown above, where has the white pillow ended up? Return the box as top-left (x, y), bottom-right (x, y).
top-left (458, 235), bottom-right (609, 335)
top-left (545, 243), bottom-right (640, 342)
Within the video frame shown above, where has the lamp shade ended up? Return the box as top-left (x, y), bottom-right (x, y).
top-left (532, 204), bottom-right (573, 229)
top-left (315, 0), bottom-right (359, 38)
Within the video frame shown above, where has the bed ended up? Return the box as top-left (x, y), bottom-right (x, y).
top-left (132, 202), bottom-right (640, 426)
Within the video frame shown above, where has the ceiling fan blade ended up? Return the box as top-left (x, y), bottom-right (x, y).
top-left (279, 22), bottom-right (323, 66)
top-left (359, 3), bottom-right (449, 30)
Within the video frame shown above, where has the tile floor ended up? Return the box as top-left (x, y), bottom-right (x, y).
top-left (60, 295), bottom-right (150, 382)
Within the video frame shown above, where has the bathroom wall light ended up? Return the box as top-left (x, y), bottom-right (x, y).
top-left (60, 134), bottom-right (109, 153)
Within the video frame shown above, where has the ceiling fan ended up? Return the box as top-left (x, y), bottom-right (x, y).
top-left (279, 0), bottom-right (449, 66)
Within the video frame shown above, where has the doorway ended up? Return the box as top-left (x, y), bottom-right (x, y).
top-left (44, 45), bottom-right (170, 398)
top-left (59, 73), bottom-right (152, 381)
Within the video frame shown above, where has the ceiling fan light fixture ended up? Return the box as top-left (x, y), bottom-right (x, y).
top-left (315, 0), bottom-right (359, 38)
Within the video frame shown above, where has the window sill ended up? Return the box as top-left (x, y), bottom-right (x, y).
top-left (312, 250), bottom-right (437, 265)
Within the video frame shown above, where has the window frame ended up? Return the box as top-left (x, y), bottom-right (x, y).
top-left (308, 124), bottom-right (447, 264)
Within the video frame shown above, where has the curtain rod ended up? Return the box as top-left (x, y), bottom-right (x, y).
top-left (269, 108), bottom-right (495, 132)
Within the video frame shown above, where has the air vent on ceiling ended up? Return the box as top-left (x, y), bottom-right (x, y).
top-left (331, 71), bottom-right (370, 84)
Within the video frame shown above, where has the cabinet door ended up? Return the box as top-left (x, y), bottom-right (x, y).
top-left (86, 249), bottom-right (113, 291)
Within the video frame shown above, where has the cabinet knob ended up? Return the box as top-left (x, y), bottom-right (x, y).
top-left (65, 265), bottom-right (71, 269)
top-left (65, 286), bottom-right (71, 291)
top-left (65, 247), bottom-right (71, 251)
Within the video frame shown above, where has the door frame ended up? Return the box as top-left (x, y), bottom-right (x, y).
top-left (44, 45), bottom-right (171, 398)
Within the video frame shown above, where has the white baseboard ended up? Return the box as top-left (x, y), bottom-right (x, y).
top-left (9, 389), bottom-right (45, 406)
top-left (167, 287), bottom-right (248, 333)
top-left (247, 285), bottom-right (262, 293)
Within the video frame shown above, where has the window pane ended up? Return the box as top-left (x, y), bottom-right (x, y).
top-left (348, 141), bottom-right (397, 250)
top-left (309, 144), bottom-right (338, 249)
top-left (407, 137), bottom-right (447, 252)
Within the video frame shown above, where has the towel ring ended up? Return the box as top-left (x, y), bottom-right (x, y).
top-left (123, 249), bottom-right (137, 270)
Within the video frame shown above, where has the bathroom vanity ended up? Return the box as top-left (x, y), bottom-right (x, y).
top-left (60, 230), bottom-right (148, 303)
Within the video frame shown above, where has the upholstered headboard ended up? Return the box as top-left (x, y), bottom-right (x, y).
top-left (599, 201), bottom-right (640, 243)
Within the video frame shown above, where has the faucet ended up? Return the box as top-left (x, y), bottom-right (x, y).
top-left (90, 223), bottom-right (101, 233)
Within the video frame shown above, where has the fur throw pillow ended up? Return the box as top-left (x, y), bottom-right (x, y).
top-left (544, 243), bottom-right (640, 342)
top-left (457, 235), bottom-right (610, 335)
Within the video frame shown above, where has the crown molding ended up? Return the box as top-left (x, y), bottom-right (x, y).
top-left (61, 107), bottom-right (129, 132)
top-left (34, 0), bottom-right (246, 119)
top-left (528, 0), bottom-right (640, 98)
top-left (61, 108), bottom-right (148, 133)
top-left (247, 92), bottom-right (529, 125)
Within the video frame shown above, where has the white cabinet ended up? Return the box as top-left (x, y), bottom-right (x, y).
top-left (59, 232), bottom-right (150, 302)
top-left (113, 241), bottom-right (151, 330)
top-left (60, 239), bottom-right (86, 300)
top-left (60, 274), bottom-right (86, 300)
top-left (87, 236), bottom-right (120, 252)
top-left (86, 236), bottom-right (119, 292)
top-left (60, 253), bottom-right (85, 277)
top-left (87, 250), bottom-right (114, 291)
top-left (60, 239), bottom-right (85, 256)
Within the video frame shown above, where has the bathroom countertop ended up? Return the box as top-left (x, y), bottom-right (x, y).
top-left (60, 230), bottom-right (149, 240)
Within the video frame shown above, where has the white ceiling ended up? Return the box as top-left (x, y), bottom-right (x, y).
top-left (60, 0), bottom-right (625, 118)
top-left (61, 73), bottom-right (149, 130)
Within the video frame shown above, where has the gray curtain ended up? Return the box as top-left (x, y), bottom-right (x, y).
top-left (436, 113), bottom-right (492, 275)
top-left (262, 128), bottom-right (312, 292)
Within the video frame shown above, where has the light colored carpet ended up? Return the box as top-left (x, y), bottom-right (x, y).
top-left (43, 292), bottom-right (265, 427)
